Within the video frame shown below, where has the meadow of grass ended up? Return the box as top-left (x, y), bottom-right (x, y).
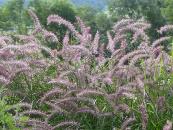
top-left (0, 9), bottom-right (173, 130)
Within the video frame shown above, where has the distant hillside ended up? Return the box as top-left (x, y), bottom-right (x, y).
top-left (0, 0), bottom-right (107, 10)
top-left (71, 0), bottom-right (107, 10)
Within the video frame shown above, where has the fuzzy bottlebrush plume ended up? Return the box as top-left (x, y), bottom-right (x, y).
top-left (152, 37), bottom-right (171, 48)
top-left (140, 104), bottom-right (148, 130)
top-left (131, 28), bottom-right (149, 43)
top-left (130, 21), bottom-right (151, 30)
top-left (44, 101), bottom-right (66, 113)
top-left (108, 87), bottom-right (135, 101)
top-left (107, 19), bottom-right (152, 54)
top-left (52, 121), bottom-right (80, 130)
top-left (0, 43), bottom-right (41, 55)
top-left (28, 9), bottom-right (42, 33)
top-left (76, 108), bottom-right (97, 116)
top-left (129, 54), bottom-right (149, 66)
top-left (135, 77), bottom-right (145, 90)
top-left (0, 60), bottom-right (32, 83)
top-left (15, 35), bottom-right (37, 43)
top-left (24, 119), bottom-right (80, 130)
top-left (117, 49), bottom-right (149, 66)
top-left (151, 47), bottom-right (162, 55)
top-left (50, 49), bottom-right (58, 58)
top-left (76, 16), bottom-right (87, 33)
top-left (22, 110), bottom-right (48, 118)
top-left (57, 70), bottom-right (73, 80)
top-left (77, 89), bottom-right (105, 97)
top-left (1, 61), bottom-right (29, 69)
top-left (48, 78), bottom-right (75, 88)
top-left (0, 64), bottom-right (10, 78)
top-left (106, 32), bottom-right (126, 53)
top-left (42, 29), bottom-right (59, 43)
top-left (0, 49), bottom-right (49, 86)
top-left (106, 31), bottom-right (116, 53)
top-left (0, 75), bottom-right (10, 85)
top-left (144, 58), bottom-right (160, 76)
top-left (40, 88), bottom-right (64, 103)
top-left (76, 107), bottom-right (112, 117)
top-left (57, 101), bottom-right (78, 112)
top-left (62, 89), bottom-right (80, 98)
top-left (54, 97), bottom-right (95, 107)
top-left (28, 59), bottom-right (48, 68)
top-left (158, 25), bottom-right (173, 34)
top-left (0, 49), bottom-right (14, 60)
top-left (76, 16), bottom-right (92, 45)
top-left (92, 31), bottom-right (100, 56)
top-left (115, 104), bottom-right (130, 113)
top-left (113, 19), bottom-right (134, 31)
top-left (160, 51), bottom-right (172, 66)
top-left (63, 31), bottom-right (70, 47)
top-left (163, 120), bottom-right (172, 130)
top-left (55, 39), bottom-right (92, 61)
top-left (9, 103), bottom-right (32, 110)
top-left (25, 120), bottom-right (53, 130)
top-left (0, 30), bottom-right (53, 86)
top-left (106, 66), bottom-right (141, 80)
top-left (156, 96), bottom-right (165, 111)
top-left (28, 9), bottom-right (58, 43)
top-left (0, 36), bottom-right (13, 47)
top-left (47, 14), bottom-right (93, 47)
top-left (121, 117), bottom-right (136, 130)
top-left (47, 15), bottom-right (82, 40)
top-left (111, 49), bottom-right (125, 60)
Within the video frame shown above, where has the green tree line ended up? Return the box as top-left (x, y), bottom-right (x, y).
top-left (0, 0), bottom-right (173, 42)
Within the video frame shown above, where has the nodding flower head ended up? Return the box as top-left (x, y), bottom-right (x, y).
top-left (50, 49), bottom-right (58, 58)
top-left (1, 11), bottom-right (173, 130)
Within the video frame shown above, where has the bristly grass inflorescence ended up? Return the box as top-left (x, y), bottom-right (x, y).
top-left (0, 9), bottom-right (173, 130)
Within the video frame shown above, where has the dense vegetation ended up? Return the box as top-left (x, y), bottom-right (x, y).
top-left (1, 0), bottom-right (173, 130)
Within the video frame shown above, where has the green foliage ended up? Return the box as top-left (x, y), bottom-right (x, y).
top-left (0, 0), bottom-right (29, 34)
top-left (76, 6), bottom-right (98, 34)
top-left (144, 69), bottom-right (173, 129)
top-left (95, 12), bottom-right (112, 42)
top-left (0, 89), bottom-right (28, 130)
top-left (162, 0), bottom-right (173, 23)
top-left (76, 6), bottom-right (112, 42)
top-left (71, 0), bottom-right (107, 11)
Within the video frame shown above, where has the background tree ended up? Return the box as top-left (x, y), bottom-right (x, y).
top-left (0, 0), bottom-right (28, 34)
top-left (161, 0), bottom-right (173, 23)
top-left (95, 12), bottom-right (112, 43)
top-left (76, 6), bottom-right (99, 34)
